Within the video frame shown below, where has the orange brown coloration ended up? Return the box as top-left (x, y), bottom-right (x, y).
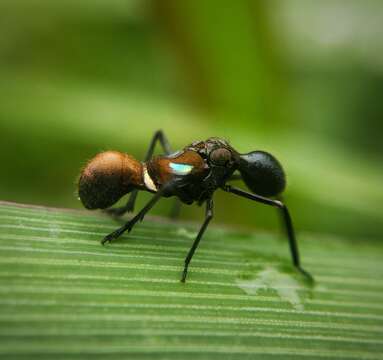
top-left (147, 150), bottom-right (207, 186)
top-left (78, 151), bottom-right (144, 209)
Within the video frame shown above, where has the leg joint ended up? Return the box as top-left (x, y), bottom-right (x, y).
top-left (273, 200), bottom-right (285, 209)
top-left (154, 129), bottom-right (164, 138)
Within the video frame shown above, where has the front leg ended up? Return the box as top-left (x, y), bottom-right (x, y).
top-left (222, 185), bottom-right (313, 283)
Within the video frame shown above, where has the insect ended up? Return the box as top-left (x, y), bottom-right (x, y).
top-left (78, 130), bottom-right (313, 282)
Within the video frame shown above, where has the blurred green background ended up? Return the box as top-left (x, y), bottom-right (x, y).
top-left (1, 0), bottom-right (382, 239)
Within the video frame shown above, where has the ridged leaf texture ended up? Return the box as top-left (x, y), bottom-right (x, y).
top-left (0, 201), bottom-right (382, 359)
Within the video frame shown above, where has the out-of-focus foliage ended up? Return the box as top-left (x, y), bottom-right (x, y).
top-left (0, 0), bottom-right (382, 238)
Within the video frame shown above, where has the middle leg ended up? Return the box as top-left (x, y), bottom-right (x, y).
top-left (181, 198), bottom-right (214, 282)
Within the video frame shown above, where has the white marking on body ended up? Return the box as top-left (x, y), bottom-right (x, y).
top-left (143, 165), bottom-right (157, 192)
top-left (169, 162), bottom-right (193, 175)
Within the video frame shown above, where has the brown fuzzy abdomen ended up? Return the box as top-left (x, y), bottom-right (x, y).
top-left (78, 151), bottom-right (143, 209)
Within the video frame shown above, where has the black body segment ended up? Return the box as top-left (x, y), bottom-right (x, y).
top-left (239, 151), bottom-right (286, 197)
top-left (78, 130), bottom-right (313, 282)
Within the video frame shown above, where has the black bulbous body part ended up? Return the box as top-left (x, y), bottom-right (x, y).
top-left (239, 151), bottom-right (286, 197)
top-left (77, 130), bottom-right (313, 283)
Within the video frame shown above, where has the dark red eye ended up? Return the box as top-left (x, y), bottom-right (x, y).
top-left (210, 148), bottom-right (232, 166)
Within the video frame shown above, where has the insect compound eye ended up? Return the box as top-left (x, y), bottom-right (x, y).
top-left (210, 148), bottom-right (232, 166)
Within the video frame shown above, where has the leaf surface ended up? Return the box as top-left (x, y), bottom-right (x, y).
top-left (0, 201), bottom-right (382, 359)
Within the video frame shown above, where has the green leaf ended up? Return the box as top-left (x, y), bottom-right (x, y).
top-left (0, 201), bottom-right (382, 359)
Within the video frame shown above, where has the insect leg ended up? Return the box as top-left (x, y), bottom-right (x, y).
top-left (102, 181), bottom-right (174, 244)
top-left (222, 185), bottom-right (313, 283)
top-left (181, 198), bottom-right (214, 282)
top-left (140, 130), bottom-right (181, 219)
top-left (105, 130), bottom-right (173, 216)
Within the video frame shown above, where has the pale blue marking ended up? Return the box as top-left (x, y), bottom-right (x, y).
top-left (169, 162), bottom-right (193, 175)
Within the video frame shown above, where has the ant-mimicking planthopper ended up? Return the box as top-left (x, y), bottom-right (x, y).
top-left (78, 130), bottom-right (313, 283)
